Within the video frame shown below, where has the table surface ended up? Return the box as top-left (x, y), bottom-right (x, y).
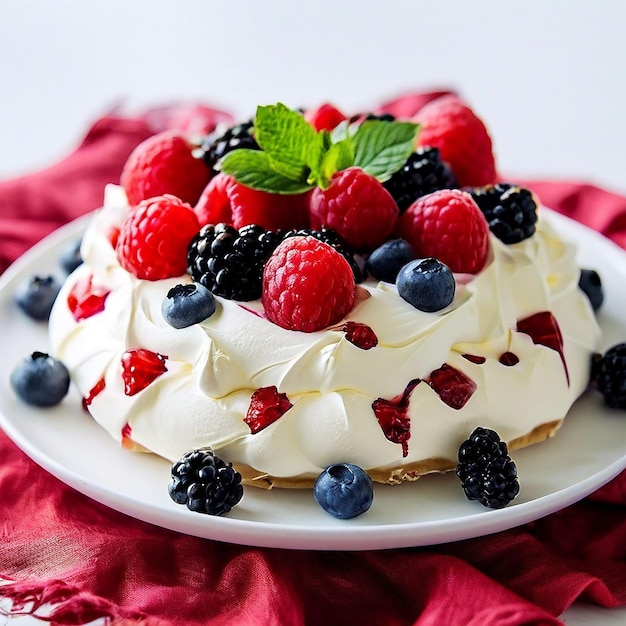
top-left (1, 2), bottom-right (625, 623)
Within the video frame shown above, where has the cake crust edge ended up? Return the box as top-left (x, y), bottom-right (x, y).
top-left (234, 418), bottom-right (564, 490)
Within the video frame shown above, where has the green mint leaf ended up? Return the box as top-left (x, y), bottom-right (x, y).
top-left (255, 103), bottom-right (324, 182)
top-left (220, 149), bottom-right (313, 194)
top-left (351, 120), bottom-right (420, 182)
top-left (316, 139), bottom-right (354, 189)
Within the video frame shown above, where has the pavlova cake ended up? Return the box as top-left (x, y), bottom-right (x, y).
top-left (13, 95), bottom-right (614, 518)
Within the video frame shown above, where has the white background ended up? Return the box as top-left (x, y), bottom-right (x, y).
top-left (1, 1), bottom-right (625, 195)
top-left (1, 2), bottom-right (625, 624)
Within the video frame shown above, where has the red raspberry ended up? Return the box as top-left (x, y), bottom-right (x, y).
top-left (262, 236), bottom-right (355, 332)
top-left (116, 195), bottom-right (200, 280)
top-left (415, 95), bottom-right (497, 187)
top-left (304, 103), bottom-right (347, 131)
top-left (395, 189), bottom-right (489, 274)
top-left (195, 174), bottom-right (310, 231)
top-left (121, 130), bottom-right (211, 206)
top-left (308, 167), bottom-right (399, 252)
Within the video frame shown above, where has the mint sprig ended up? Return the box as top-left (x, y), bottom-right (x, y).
top-left (219, 103), bottom-right (419, 194)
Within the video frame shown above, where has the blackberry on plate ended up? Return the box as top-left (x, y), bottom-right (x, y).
top-left (199, 121), bottom-right (260, 172)
top-left (282, 227), bottom-right (364, 283)
top-left (383, 147), bottom-right (458, 212)
top-left (168, 448), bottom-right (243, 516)
top-left (470, 183), bottom-right (538, 244)
top-left (187, 223), bottom-right (282, 301)
top-left (591, 343), bottom-right (626, 410)
top-left (456, 427), bottom-right (519, 509)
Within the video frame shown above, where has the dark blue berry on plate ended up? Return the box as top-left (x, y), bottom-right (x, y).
top-left (591, 343), bottom-right (626, 410)
top-left (59, 238), bottom-right (83, 274)
top-left (456, 427), bottom-right (520, 509)
top-left (10, 351), bottom-right (70, 407)
top-left (313, 463), bottom-right (373, 519)
top-left (15, 274), bottom-right (62, 321)
top-left (365, 238), bottom-right (415, 283)
top-left (396, 258), bottom-right (455, 312)
top-left (161, 282), bottom-right (216, 329)
top-left (578, 268), bottom-right (604, 312)
top-left (168, 448), bottom-right (244, 516)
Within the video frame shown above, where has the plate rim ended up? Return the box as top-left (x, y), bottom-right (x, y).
top-left (1, 209), bottom-right (625, 551)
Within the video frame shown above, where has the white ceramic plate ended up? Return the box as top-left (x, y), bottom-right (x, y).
top-left (1, 211), bottom-right (626, 551)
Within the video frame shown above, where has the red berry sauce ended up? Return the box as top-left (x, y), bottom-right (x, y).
top-left (82, 376), bottom-right (106, 411)
top-left (244, 386), bottom-right (293, 434)
top-left (462, 354), bottom-right (486, 365)
top-left (517, 311), bottom-right (569, 385)
top-left (426, 364), bottom-right (476, 410)
top-left (121, 349), bottom-right (168, 396)
top-left (342, 322), bottom-right (378, 350)
top-left (67, 274), bottom-right (111, 322)
top-left (372, 379), bottom-right (420, 457)
top-left (499, 351), bottom-right (519, 366)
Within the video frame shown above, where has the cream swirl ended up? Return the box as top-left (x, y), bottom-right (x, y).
top-left (49, 185), bottom-right (601, 481)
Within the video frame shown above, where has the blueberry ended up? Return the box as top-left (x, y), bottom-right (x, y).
top-left (59, 238), bottom-right (83, 274)
top-left (161, 282), bottom-right (217, 329)
top-left (396, 258), bottom-right (455, 312)
top-left (579, 268), bottom-right (604, 312)
top-left (313, 463), bottom-right (373, 519)
top-left (15, 274), bottom-right (62, 321)
top-left (10, 351), bottom-right (70, 407)
top-left (365, 238), bottom-right (415, 283)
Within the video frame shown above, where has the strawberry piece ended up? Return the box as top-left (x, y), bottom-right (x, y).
top-left (195, 174), bottom-right (311, 231)
top-left (372, 379), bottom-right (420, 457)
top-left (228, 180), bottom-right (310, 231)
top-left (308, 167), bottom-right (399, 252)
top-left (116, 195), bottom-right (200, 280)
top-left (121, 349), bottom-right (168, 396)
top-left (244, 386), bottom-right (293, 434)
top-left (121, 130), bottom-right (211, 206)
top-left (262, 236), bottom-right (355, 332)
top-left (395, 189), bottom-right (489, 274)
top-left (304, 103), bottom-right (347, 131)
top-left (67, 274), bottom-right (111, 321)
top-left (426, 364), bottom-right (476, 410)
top-left (194, 173), bottom-right (234, 227)
top-left (415, 95), bottom-right (497, 187)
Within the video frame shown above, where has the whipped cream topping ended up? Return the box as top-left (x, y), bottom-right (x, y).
top-left (49, 184), bottom-right (601, 480)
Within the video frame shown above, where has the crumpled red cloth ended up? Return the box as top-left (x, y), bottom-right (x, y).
top-left (1, 93), bottom-right (626, 626)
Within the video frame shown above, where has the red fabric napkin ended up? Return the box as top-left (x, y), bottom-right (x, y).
top-left (1, 94), bottom-right (626, 626)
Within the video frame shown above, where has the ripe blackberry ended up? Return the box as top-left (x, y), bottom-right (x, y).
top-left (382, 147), bottom-right (458, 212)
top-left (187, 223), bottom-right (282, 301)
top-left (591, 343), bottom-right (626, 409)
top-left (470, 183), bottom-right (538, 244)
top-left (456, 427), bottom-right (519, 509)
top-left (199, 121), bottom-right (260, 172)
top-left (282, 227), bottom-right (364, 283)
top-left (168, 448), bottom-right (243, 516)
